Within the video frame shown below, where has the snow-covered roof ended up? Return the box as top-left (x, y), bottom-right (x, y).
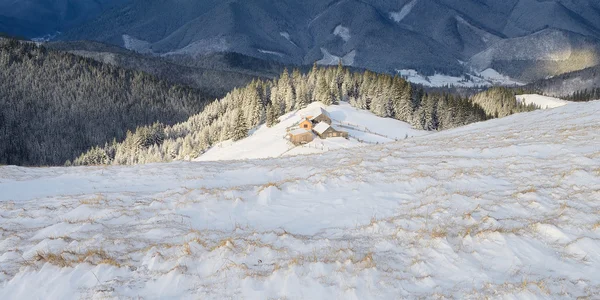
top-left (309, 108), bottom-right (329, 120)
top-left (289, 128), bottom-right (311, 136)
top-left (313, 122), bottom-right (331, 134)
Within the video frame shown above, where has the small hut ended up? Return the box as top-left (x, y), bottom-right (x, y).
top-left (299, 118), bottom-right (313, 130)
top-left (313, 122), bottom-right (348, 139)
top-left (288, 128), bottom-right (314, 145)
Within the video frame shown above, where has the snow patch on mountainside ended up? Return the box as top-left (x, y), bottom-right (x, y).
top-left (317, 48), bottom-right (356, 66)
top-left (398, 68), bottom-right (522, 87)
top-left (279, 31), bottom-right (297, 47)
top-left (122, 34), bottom-right (153, 54)
top-left (390, 0), bottom-right (419, 23)
top-left (1, 101), bottom-right (600, 298)
top-left (333, 25), bottom-right (351, 42)
top-left (516, 94), bottom-right (571, 109)
top-left (258, 49), bottom-right (284, 57)
top-left (468, 29), bottom-right (579, 71)
top-left (196, 102), bottom-right (426, 162)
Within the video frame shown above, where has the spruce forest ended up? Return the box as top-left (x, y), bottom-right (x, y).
top-left (0, 39), bottom-right (213, 166)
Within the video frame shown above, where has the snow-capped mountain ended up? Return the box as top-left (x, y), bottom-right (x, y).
top-left (0, 0), bottom-right (128, 38)
top-left (1, 100), bottom-right (599, 298)
top-left (54, 0), bottom-right (600, 82)
top-left (4, 0), bottom-right (600, 81)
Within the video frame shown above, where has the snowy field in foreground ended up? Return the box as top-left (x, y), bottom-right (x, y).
top-left (197, 102), bottom-right (426, 162)
top-left (1, 102), bottom-right (600, 299)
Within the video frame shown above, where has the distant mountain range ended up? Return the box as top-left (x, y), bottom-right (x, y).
top-left (3, 0), bottom-right (600, 82)
top-left (0, 0), bottom-right (127, 38)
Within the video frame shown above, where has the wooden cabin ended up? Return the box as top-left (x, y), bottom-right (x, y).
top-left (299, 118), bottom-right (313, 130)
top-left (313, 122), bottom-right (348, 139)
top-left (309, 108), bottom-right (332, 125)
top-left (288, 128), bottom-right (314, 145)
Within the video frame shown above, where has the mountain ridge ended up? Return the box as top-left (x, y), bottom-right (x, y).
top-left (3, 0), bottom-right (600, 81)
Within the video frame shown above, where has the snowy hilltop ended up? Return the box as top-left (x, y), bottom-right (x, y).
top-left (197, 102), bottom-right (426, 161)
top-left (1, 101), bottom-right (600, 298)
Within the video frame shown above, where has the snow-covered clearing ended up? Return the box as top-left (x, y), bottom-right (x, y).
top-left (197, 102), bottom-right (425, 161)
top-left (121, 34), bottom-right (153, 54)
top-left (279, 32), bottom-right (298, 47)
top-left (257, 49), bottom-right (284, 57)
top-left (1, 101), bottom-right (600, 298)
top-left (516, 94), bottom-right (571, 109)
top-left (317, 48), bottom-right (356, 66)
top-left (333, 25), bottom-right (351, 42)
top-left (398, 68), bottom-right (522, 87)
top-left (390, 0), bottom-right (419, 23)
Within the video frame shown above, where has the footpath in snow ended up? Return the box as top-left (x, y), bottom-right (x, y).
top-left (0, 101), bottom-right (599, 298)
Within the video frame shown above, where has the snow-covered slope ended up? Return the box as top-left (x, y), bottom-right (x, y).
top-left (54, 0), bottom-right (600, 82)
top-left (197, 102), bottom-right (426, 162)
top-left (398, 68), bottom-right (522, 87)
top-left (1, 101), bottom-right (600, 298)
top-left (516, 94), bottom-right (571, 109)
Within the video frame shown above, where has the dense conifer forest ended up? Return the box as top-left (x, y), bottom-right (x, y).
top-left (0, 39), bottom-right (547, 167)
top-left (0, 39), bottom-right (213, 166)
top-left (471, 87), bottom-right (539, 118)
top-left (74, 63), bottom-right (500, 166)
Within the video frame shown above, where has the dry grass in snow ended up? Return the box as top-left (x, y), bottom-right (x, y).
top-left (0, 101), bottom-right (599, 299)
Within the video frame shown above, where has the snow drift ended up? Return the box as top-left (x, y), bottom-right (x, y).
top-left (1, 101), bottom-right (600, 298)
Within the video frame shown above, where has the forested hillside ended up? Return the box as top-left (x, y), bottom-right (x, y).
top-left (46, 41), bottom-right (290, 97)
top-left (523, 64), bottom-right (600, 100)
top-left (0, 39), bottom-right (213, 166)
top-left (74, 63), bottom-right (492, 166)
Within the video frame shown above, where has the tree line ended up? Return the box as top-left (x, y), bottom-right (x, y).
top-left (565, 88), bottom-right (600, 102)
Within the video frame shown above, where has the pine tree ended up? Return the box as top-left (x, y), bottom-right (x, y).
top-left (232, 109), bottom-right (248, 141)
top-left (266, 103), bottom-right (274, 127)
top-left (424, 94), bottom-right (439, 130)
top-left (296, 80), bottom-right (310, 108)
top-left (246, 87), bottom-right (263, 128)
top-left (341, 70), bottom-right (352, 101)
top-left (391, 78), bottom-right (413, 122)
top-left (316, 76), bottom-right (332, 105)
top-left (330, 77), bottom-right (341, 105)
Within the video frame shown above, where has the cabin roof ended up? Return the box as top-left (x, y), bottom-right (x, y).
top-left (313, 122), bottom-right (331, 134)
top-left (309, 108), bottom-right (329, 120)
top-left (289, 128), bottom-right (311, 136)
